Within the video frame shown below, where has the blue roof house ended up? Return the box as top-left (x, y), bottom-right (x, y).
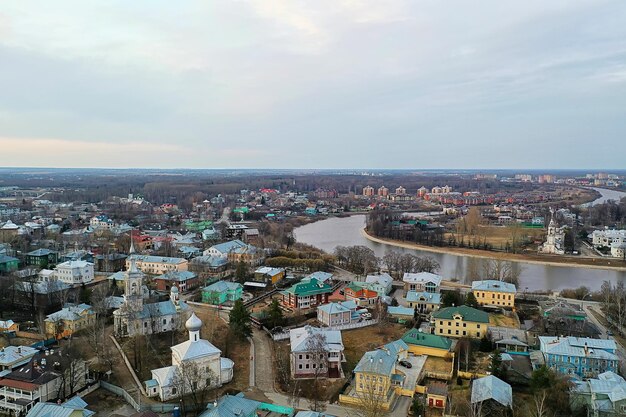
top-left (539, 336), bottom-right (618, 379)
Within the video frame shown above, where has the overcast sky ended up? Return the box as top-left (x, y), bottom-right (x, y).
top-left (1, 1), bottom-right (625, 169)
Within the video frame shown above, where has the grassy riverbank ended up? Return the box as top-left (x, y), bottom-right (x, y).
top-left (362, 229), bottom-right (626, 271)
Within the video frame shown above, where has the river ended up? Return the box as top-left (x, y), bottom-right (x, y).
top-left (294, 187), bottom-right (626, 292)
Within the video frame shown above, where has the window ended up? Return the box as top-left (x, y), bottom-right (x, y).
top-left (476, 332), bottom-right (480, 337)
top-left (171, 388), bottom-right (177, 395)
top-left (306, 364), bottom-right (309, 369)
top-left (477, 324), bottom-right (481, 329)
top-left (439, 329), bottom-right (443, 334)
top-left (447, 330), bottom-right (451, 334)
top-left (463, 323), bottom-right (467, 327)
top-left (463, 331), bottom-right (466, 336)
top-left (299, 355), bottom-right (302, 360)
top-left (455, 330), bottom-right (459, 335)
top-left (439, 320), bottom-right (443, 325)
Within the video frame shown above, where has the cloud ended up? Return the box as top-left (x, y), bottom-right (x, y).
top-left (0, 0), bottom-right (625, 169)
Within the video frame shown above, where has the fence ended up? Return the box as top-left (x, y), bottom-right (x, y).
top-left (244, 288), bottom-right (280, 308)
top-left (100, 381), bottom-right (141, 411)
top-left (94, 381), bottom-right (189, 413)
top-left (271, 319), bottom-right (379, 341)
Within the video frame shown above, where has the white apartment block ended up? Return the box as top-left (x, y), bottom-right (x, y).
top-left (53, 260), bottom-right (94, 284)
top-left (591, 229), bottom-right (626, 248)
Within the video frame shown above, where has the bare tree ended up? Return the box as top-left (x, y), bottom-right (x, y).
top-left (171, 361), bottom-right (217, 416)
top-left (56, 342), bottom-right (86, 400)
top-left (528, 390), bottom-right (553, 417)
top-left (85, 284), bottom-right (109, 367)
top-left (352, 371), bottom-right (390, 417)
top-left (482, 260), bottom-right (521, 287)
top-left (305, 333), bottom-right (329, 412)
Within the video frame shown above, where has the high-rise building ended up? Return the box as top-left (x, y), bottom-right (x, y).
top-left (362, 185), bottom-right (375, 197)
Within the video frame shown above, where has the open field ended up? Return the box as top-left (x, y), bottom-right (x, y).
top-left (489, 313), bottom-right (519, 328)
top-left (342, 322), bottom-right (409, 373)
top-left (363, 230), bottom-right (626, 270)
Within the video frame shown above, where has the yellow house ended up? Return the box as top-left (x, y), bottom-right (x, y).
top-left (401, 328), bottom-right (455, 359)
top-left (340, 340), bottom-right (411, 410)
top-left (45, 303), bottom-right (95, 339)
top-left (432, 305), bottom-right (489, 339)
top-left (254, 267), bottom-right (286, 284)
top-left (126, 255), bottom-right (189, 275)
top-left (471, 280), bottom-right (516, 308)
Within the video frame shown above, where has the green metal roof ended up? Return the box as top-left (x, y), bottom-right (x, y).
top-left (432, 305), bottom-right (489, 323)
top-left (401, 328), bottom-right (453, 350)
top-left (284, 278), bottom-right (332, 296)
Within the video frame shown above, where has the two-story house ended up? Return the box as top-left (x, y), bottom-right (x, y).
top-left (403, 272), bottom-right (442, 293)
top-left (317, 301), bottom-right (358, 327)
top-left (432, 305), bottom-right (489, 339)
top-left (406, 292), bottom-right (441, 314)
top-left (201, 281), bottom-right (243, 305)
top-left (289, 326), bottom-right (345, 379)
top-left (281, 278), bottom-right (333, 310)
top-left (344, 283), bottom-right (379, 306)
top-left (44, 304), bottom-right (95, 339)
top-left (153, 271), bottom-right (199, 293)
top-left (539, 336), bottom-right (618, 379)
top-left (25, 249), bottom-right (58, 268)
top-left (471, 280), bottom-right (516, 308)
top-left (53, 261), bottom-right (94, 285)
top-left (363, 273), bottom-right (393, 296)
top-left (340, 340), bottom-right (418, 411)
top-left (125, 255), bottom-right (188, 275)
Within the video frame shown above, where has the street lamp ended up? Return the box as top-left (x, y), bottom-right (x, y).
top-left (581, 292), bottom-right (592, 311)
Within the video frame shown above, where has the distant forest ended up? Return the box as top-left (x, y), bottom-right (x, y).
top-left (0, 170), bottom-right (538, 206)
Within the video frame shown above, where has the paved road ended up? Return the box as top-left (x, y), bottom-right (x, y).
top-left (585, 305), bottom-right (626, 370)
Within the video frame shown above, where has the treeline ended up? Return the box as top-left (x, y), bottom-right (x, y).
top-left (367, 209), bottom-right (446, 247)
top-left (585, 199), bottom-right (626, 227)
top-left (265, 249), bottom-right (335, 272)
top-left (334, 245), bottom-right (440, 278)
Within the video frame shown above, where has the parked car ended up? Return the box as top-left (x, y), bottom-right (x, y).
top-left (399, 360), bottom-right (412, 368)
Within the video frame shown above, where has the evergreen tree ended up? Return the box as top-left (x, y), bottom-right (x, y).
top-left (441, 290), bottom-right (462, 308)
top-left (229, 299), bottom-right (252, 339)
top-left (465, 292), bottom-right (479, 308)
top-left (479, 335), bottom-right (493, 352)
top-left (489, 350), bottom-right (505, 379)
top-left (266, 299), bottom-right (284, 329)
top-left (79, 283), bottom-right (92, 304)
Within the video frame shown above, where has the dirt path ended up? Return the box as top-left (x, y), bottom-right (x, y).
top-left (251, 328), bottom-right (276, 393)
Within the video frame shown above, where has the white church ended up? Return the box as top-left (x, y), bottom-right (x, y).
top-left (538, 210), bottom-right (566, 255)
top-left (144, 313), bottom-right (234, 401)
top-left (113, 242), bottom-right (191, 337)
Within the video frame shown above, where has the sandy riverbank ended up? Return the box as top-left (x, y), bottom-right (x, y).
top-left (362, 229), bottom-right (626, 271)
